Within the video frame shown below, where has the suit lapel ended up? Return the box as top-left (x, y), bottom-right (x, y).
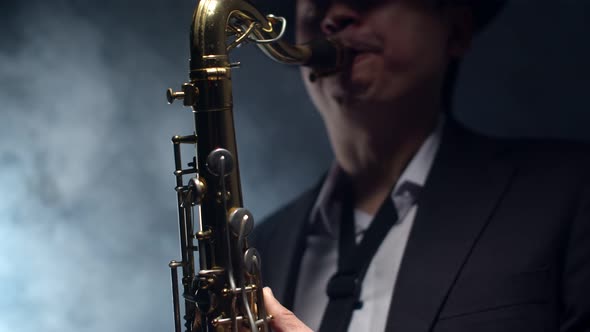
top-left (262, 185), bottom-right (320, 308)
top-left (385, 121), bottom-right (516, 331)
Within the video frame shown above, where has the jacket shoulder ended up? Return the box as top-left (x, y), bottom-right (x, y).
top-left (497, 135), bottom-right (590, 175)
top-left (455, 120), bottom-right (590, 174)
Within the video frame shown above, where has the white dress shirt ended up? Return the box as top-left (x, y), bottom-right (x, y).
top-left (292, 120), bottom-right (443, 331)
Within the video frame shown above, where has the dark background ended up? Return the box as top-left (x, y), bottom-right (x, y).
top-left (0, 0), bottom-right (588, 331)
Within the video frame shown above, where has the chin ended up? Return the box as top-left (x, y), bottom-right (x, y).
top-left (333, 81), bottom-right (392, 108)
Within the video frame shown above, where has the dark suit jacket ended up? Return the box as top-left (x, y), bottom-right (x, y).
top-left (251, 120), bottom-right (590, 332)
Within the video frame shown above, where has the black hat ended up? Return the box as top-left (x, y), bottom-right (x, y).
top-left (254, 0), bottom-right (507, 40)
top-left (469, 0), bottom-right (507, 31)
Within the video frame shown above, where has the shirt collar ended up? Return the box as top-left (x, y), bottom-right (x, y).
top-left (309, 116), bottom-right (445, 236)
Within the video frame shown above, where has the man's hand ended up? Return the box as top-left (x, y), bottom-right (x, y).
top-left (263, 287), bottom-right (313, 332)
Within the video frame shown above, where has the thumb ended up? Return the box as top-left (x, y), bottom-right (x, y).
top-left (263, 287), bottom-right (313, 332)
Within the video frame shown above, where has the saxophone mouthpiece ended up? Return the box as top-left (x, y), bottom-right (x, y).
top-left (305, 39), bottom-right (351, 82)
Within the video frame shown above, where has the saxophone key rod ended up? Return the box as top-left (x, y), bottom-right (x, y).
top-left (169, 260), bottom-right (183, 332)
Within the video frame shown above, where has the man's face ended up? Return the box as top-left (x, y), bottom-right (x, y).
top-left (295, 0), bottom-right (471, 121)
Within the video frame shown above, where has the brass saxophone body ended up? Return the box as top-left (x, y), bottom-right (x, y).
top-left (166, 1), bottom-right (344, 331)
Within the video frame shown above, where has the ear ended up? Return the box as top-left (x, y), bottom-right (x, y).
top-left (445, 6), bottom-right (474, 58)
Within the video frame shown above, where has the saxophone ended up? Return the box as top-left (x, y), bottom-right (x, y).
top-left (166, 1), bottom-right (344, 331)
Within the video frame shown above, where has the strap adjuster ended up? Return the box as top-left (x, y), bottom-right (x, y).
top-left (326, 272), bottom-right (359, 299)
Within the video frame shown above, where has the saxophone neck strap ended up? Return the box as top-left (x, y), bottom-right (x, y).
top-left (318, 194), bottom-right (399, 332)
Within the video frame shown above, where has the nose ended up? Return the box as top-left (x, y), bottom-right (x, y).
top-left (321, 3), bottom-right (360, 35)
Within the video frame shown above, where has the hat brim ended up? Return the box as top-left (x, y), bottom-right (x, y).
top-left (253, 0), bottom-right (507, 40)
top-left (472, 0), bottom-right (507, 31)
top-left (251, 0), bottom-right (508, 42)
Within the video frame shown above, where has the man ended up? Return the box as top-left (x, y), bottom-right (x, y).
top-left (252, 0), bottom-right (590, 331)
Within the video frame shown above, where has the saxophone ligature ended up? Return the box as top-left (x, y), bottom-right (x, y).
top-left (165, 0), bottom-right (344, 331)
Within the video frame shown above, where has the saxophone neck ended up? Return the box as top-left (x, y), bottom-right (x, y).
top-left (189, 0), bottom-right (346, 72)
top-left (190, 0), bottom-right (271, 71)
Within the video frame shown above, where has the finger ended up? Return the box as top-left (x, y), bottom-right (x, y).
top-left (263, 287), bottom-right (313, 332)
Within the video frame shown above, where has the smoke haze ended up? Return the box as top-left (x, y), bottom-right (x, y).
top-left (0, 0), bottom-right (589, 331)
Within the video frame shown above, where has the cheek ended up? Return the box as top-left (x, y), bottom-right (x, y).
top-left (373, 7), bottom-right (450, 75)
top-left (380, 27), bottom-right (449, 86)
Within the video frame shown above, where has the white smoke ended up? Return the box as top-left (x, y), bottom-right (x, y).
top-left (0, 3), bottom-right (177, 332)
